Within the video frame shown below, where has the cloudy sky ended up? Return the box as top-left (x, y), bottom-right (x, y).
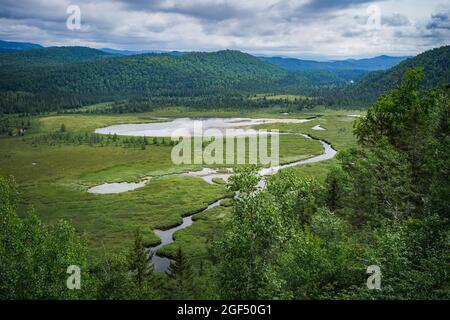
top-left (0, 0), bottom-right (449, 59)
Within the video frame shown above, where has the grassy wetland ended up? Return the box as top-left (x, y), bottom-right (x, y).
top-left (0, 108), bottom-right (360, 262)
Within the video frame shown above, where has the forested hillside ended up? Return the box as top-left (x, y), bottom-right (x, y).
top-left (0, 48), bottom-right (286, 94)
top-left (335, 45), bottom-right (450, 107)
top-left (0, 45), bottom-right (449, 113)
top-left (0, 49), bottom-right (294, 112)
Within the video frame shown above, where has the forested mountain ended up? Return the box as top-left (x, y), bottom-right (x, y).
top-left (0, 48), bottom-right (296, 113)
top-left (0, 49), bottom-right (286, 96)
top-left (0, 44), bottom-right (448, 113)
top-left (260, 55), bottom-right (408, 72)
top-left (0, 40), bottom-right (43, 52)
top-left (0, 46), bottom-right (375, 105)
top-left (337, 45), bottom-right (450, 107)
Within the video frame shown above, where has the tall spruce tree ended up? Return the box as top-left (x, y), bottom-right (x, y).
top-left (165, 247), bottom-right (195, 299)
top-left (128, 228), bottom-right (153, 288)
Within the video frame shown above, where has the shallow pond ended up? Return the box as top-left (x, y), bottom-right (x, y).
top-left (95, 117), bottom-right (311, 137)
top-left (312, 124), bottom-right (326, 131)
top-left (87, 178), bottom-right (151, 194)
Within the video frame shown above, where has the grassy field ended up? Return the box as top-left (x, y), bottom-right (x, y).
top-left (20, 175), bottom-right (228, 258)
top-left (0, 107), bottom-right (362, 263)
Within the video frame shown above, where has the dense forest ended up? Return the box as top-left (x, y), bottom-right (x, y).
top-left (1, 69), bottom-right (448, 299)
top-left (2, 46), bottom-right (447, 114)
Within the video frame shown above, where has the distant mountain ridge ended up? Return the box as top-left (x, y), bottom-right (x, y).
top-left (260, 55), bottom-right (409, 72)
top-left (0, 40), bottom-right (43, 51)
top-left (100, 48), bottom-right (185, 56)
top-left (0, 39), bottom-right (408, 69)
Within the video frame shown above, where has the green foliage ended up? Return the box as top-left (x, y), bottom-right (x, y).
top-left (91, 254), bottom-right (136, 300)
top-left (331, 144), bottom-right (415, 225)
top-left (227, 165), bottom-right (261, 194)
top-left (266, 170), bottom-right (324, 225)
top-left (216, 69), bottom-right (449, 300)
top-left (366, 216), bottom-right (450, 299)
top-left (220, 198), bottom-right (234, 207)
top-left (0, 176), bottom-right (90, 299)
top-left (0, 114), bottom-right (32, 136)
top-left (354, 68), bottom-right (450, 218)
top-left (28, 131), bottom-right (156, 150)
top-left (354, 67), bottom-right (426, 147)
top-left (323, 69), bottom-right (450, 298)
top-left (217, 190), bottom-right (289, 299)
top-left (1, 60), bottom-right (448, 300)
top-left (125, 229), bottom-right (160, 299)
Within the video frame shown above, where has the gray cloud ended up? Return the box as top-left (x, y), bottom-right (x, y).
top-left (119, 0), bottom-right (250, 21)
top-left (382, 13), bottom-right (410, 27)
top-left (0, 0), bottom-right (448, 59)
top-left (427, 12), bottom-right (450, 30)
top-left (342, 30), bottom-right (366, 37)
top-left (300, 0), bottom-right (379, 12)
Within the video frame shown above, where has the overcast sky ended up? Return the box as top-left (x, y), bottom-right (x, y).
top-left (0, 0), bottom-right (449, 59)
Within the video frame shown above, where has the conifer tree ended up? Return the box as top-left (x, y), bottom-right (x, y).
top-left (128, 228), bottom-right (153, 288)
top-left (165, 247), bottom-right (194, 299)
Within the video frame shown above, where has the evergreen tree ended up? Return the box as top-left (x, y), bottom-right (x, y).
top-left (165, 247), bottom-right (195, 299)
top-left (128, 228), bottom-right (153, 288)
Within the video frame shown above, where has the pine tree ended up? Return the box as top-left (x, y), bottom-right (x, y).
top-left (128, 228), bottom-right (153, 287)
top-left (165, 247), bottom-right (194, 299)
top-left (325, 167), bottom-right (344, 211)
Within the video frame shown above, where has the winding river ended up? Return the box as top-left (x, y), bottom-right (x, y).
top-left (148, 133), bottom-right (336, 272)
top-left (95, 117), bottom-right (337, 272)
